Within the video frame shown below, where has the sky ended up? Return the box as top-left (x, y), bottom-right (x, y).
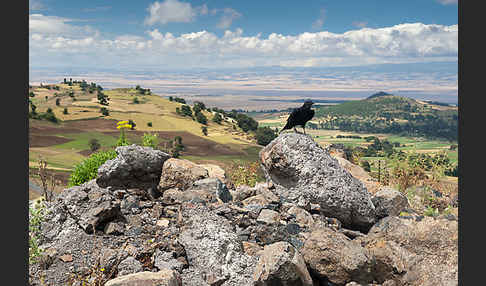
top-left (29, 0), bottom-right (458, 103)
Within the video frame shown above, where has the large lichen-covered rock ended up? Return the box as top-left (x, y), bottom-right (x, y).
top-left (159, 158), bottom-right (209, 191)
top-left (301, 227), bottom-right (375, 285)
top-left (178, 204), bottom-right (258, 286)
top-left (97, 145), bottom-right (170, 190)
top-left (259, 133), bottom-right (376, 232)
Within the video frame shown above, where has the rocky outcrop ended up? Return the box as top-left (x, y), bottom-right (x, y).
top-left (29, 137), bottom-right (457, 286)
top-left (259, 133), bottom-right (376, 232)
top-left (97, 145), bottom-right (170, 190)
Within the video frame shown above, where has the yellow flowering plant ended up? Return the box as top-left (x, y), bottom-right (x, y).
top-left (116, 120), bottom-right (132, 146)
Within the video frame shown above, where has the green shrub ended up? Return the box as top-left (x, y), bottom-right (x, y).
top-left (255, 126), bottom-right (277, 146)
top-left (227, 160), bottom-right (264, 188)
top-left (142, 133), bottom-right (158, 149)
top-left (68, 149), bottom-right (118, 187)
top-left (147, 122), bottom-right (153, 127)
top-left (29, 198), bottom-right (47, 264)
top-left (212, 112), bottom-right (223, 124)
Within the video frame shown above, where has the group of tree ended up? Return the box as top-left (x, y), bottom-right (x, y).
top-left (314, 95), bottom-right (458, 141)
top-left (135, 85), bottom-right (151, 95)
top-left (169, 96), bottom-right (186, 104)
top-left (97, 91), bottom-right (109, 105)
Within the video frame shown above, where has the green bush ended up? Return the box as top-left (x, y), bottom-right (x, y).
top-left (29, 199), bottom-right (47, 264)
top-left (142, 133), bottom-right (158, 149)
top-left (227, 160), bottom-right (264, 188)
top-left (255, 126), bottom-right (277, 146)
top-left (212, 112), bottom-right (223, 124)
top-left (68, 149), bottom-right (118, 187)
top-left (196, 111), bottom-right (208, 125)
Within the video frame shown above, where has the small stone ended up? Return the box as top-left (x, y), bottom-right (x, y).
top-left (156, 218), bottom-right (170, 228)
top-left (256, 209), bottom-right (280, 225)
top-left (59, 254), bottom-right (73, 263)
top-left (104, 222), bottom-right (124, 235)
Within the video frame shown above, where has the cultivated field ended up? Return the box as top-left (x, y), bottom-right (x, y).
top-left (28, 84), bottom-right (263, 199)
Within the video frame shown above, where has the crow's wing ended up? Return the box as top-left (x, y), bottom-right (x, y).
top-left (281, 108), bottom-right (300, 131)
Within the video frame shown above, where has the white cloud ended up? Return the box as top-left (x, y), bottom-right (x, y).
top-left (436, 0), bottom-right (458, 5)
top-left (312, 9), bottom-right (326, 30)
top-left (29, 14), bottom-right (98, 38)
top-left (144, 0), bottom-right (196, 25)
top-left (30, 21), bottom-right (458, 70)
top-left (29, 0), bottom-right (45, 11)
top-left (352, 21), bottom-right (368, 28)
top-left (216, 8), bottom-right (242, 29)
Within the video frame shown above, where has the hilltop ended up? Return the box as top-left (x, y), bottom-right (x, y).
top-left (28, 80), bottom-right (270, 198)
top-left (313, 93), bottom-right (458, 141)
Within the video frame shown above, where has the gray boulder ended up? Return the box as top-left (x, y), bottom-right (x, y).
top-left (97, 145), bottom-right (170, 190)
top-left (259, 133), bottom-right (376, 232)
top-left (117, 256), bottom-right (143, 276)
top-left (178, 204), bottom-right (258, 286)
top-left (159, 158), bottom-right (209, 191)
top-left (301, 227), bottom-right (375, 285)
top-left (372, 187), bottom-right (410, 219)
top-left (253, 241), bottom-right (313, 286)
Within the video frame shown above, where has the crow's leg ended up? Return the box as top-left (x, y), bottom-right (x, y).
top-left (303, 126), bottom-right (306, 135)
top-left (293, 127), bottom-right (298, 133)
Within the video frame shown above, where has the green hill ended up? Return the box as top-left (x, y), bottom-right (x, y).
top-left (313, 94), bottom-right (458, 141)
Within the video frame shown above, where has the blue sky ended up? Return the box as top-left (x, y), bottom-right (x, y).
top-left (29, 0), bottom-right (458, 102)
top-left (30, 0), bottom-right (458, 37)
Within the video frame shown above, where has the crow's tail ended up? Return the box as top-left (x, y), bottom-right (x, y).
top-left (280, 122), bottom-right (291, 134)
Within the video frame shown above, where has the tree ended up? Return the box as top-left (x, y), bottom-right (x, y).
top-left (89, 139), bottom-right (100, 152)
top-left (212, 112), bottom-right (223, 124)
top-left (29, 92), bottom-right (35, 98)
top-left (97, 91), bottom-right (109, 105)
top-left (45, 96), bottom-right (48, 102)
top-left (133, 97), bottom-right (140, 104)
top-left (169, 96), bottom-right (173, 101)
top-left (180, 105), bottom-right (193, 117)
top-left (100, 107), bottom-right (109, 116)
top-left (63, 107), bottom-right (68, 114)
top-left (361, 160), bottom-right (371, 172)
top-left (196, 111), bottom-right (208, 125)
top-left (236, 113), bottom-right (258, 132)
top-left (55, 98), bottom-right (61, 106)
top-left (147, 122), bottom-right (153, 127)
top-left (255, 126), bottom-right (277, 146)
top-left (201, 126), bottom-right (208, 136)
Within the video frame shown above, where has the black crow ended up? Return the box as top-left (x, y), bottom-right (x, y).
top-left (280, 100), bottom-right (315, 134)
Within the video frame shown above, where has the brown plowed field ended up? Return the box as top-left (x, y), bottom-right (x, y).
top-left (102, 130), bottom-right (245, 157)
top-left (29, 135), bottom-right (72, 147)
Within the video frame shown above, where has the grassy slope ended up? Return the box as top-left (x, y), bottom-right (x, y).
top-left (29, 85), bottom-right (260, 172)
